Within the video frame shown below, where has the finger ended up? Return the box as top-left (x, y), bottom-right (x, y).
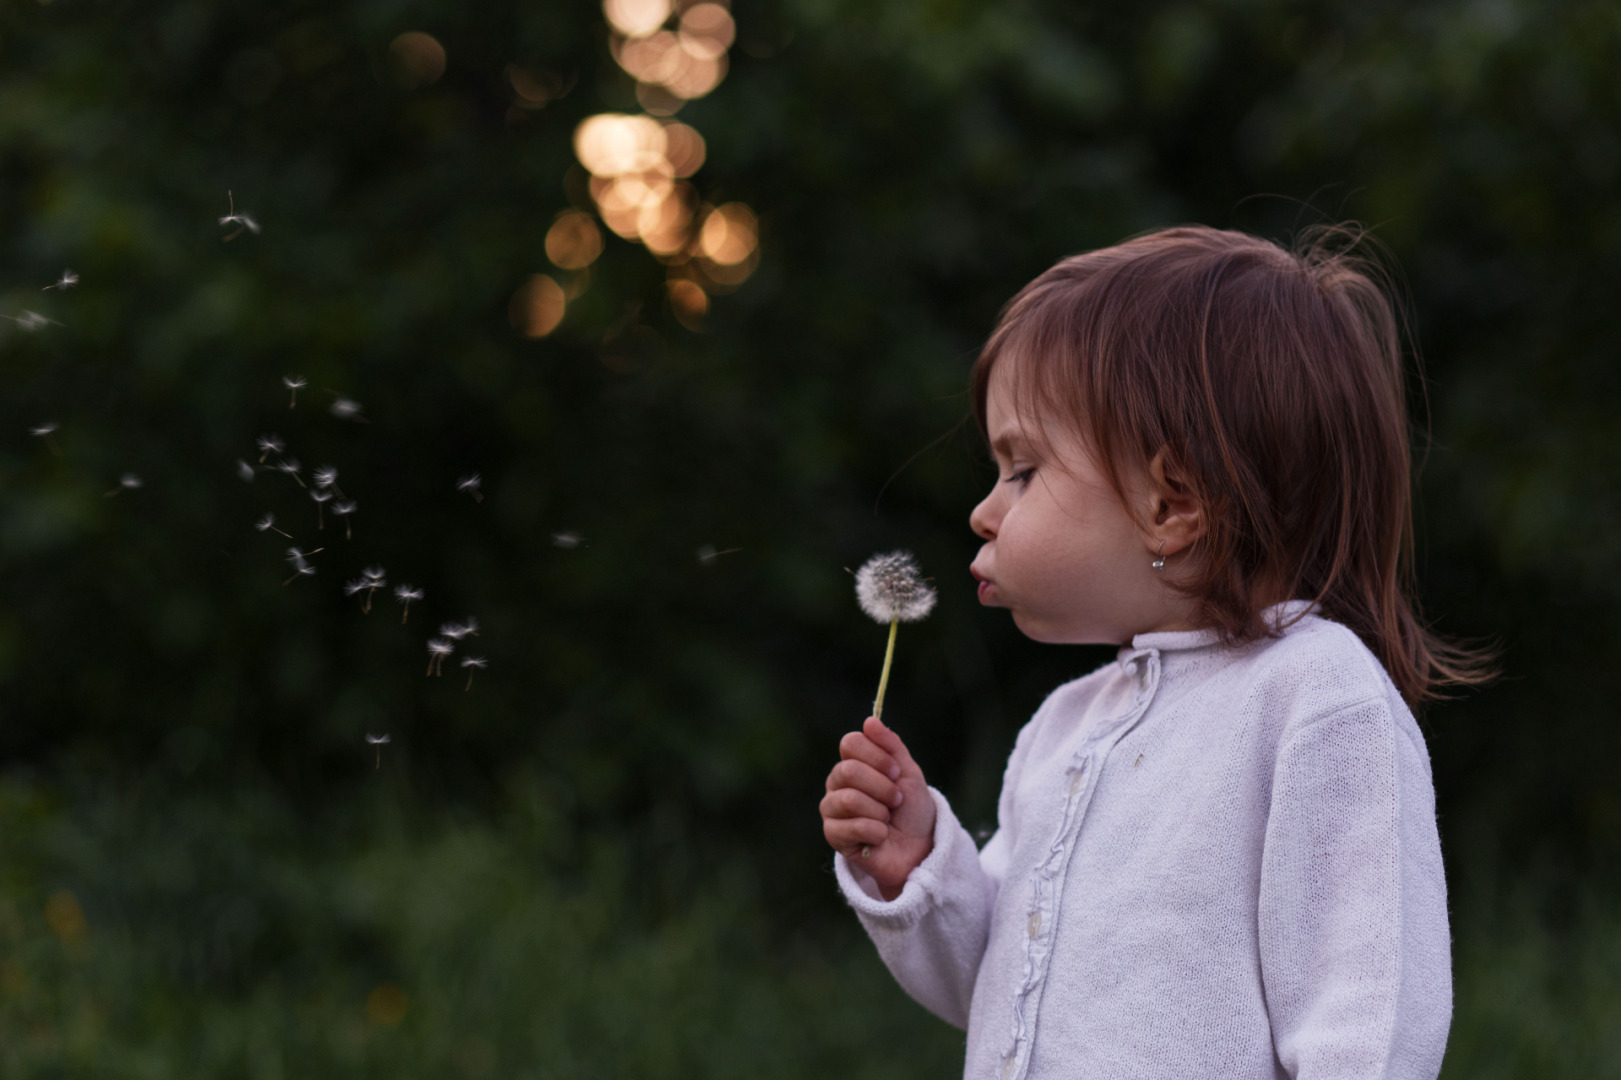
top-left (863, 716), bottom-right (919, 774)
top-left (824, 816), bottom-right (887, 851)
top-left (839, 729), bottom-right (901, 780)
top-left (820, 787), bottom-right (892, 823)
top-left (826, 759), bottom-right (904, 807)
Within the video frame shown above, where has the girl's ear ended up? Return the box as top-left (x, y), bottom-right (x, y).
top-left (1145, 449), bottom-right (1203, 556)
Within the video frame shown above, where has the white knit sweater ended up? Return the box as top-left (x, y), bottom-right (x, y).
top-left (835, 602), bottom-right (1451, 1079)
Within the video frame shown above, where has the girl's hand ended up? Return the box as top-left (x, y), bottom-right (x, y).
top-left (820, 715), bottom-right (936, 900)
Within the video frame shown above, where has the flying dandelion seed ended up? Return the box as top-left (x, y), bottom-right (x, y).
top-left (274, 457), bottom-right (306, 487)
top-left (697, 544), bottom-right (742, 565)
top-left (460, 616), bottom-right (479, 637)
top-left (282, 564), bottom-right (317, 586)
top-left (310, 488), bottom-right (331, 529)
top-left (4, 311), bottom-right (59, 331)
top-left (461, 656), bottom-right (487, 692)
top-left (366, 733), bottom-right (391, 769)
top-left (312, 465), bottom-right (343, 498)
top-left (329, 396), bottom-right (367, 422)
top-left (394, 585), bottom-right (424, 624)
top-left (551, 531), bottom-right (583, 549)
top-left (236, 458), bottom-right (256, 482)
top-left (361, 567), bottom-right (387, 613)
top-left (104, 473), bottom-right (142, 496)
top-left (219, 190), bottom-right (261, 241)
top-left (285, 545), bottom-right (323, 569)
top-left (42, 269), bottom-right (78, 291)
top-left (283, 375), bottom-right (307, 408)
top-left (256, 435), bottom-right (284, 463)
top-left (426, 637), bottom-right (454, 676)
top-left (854, 551), bottom-right (937, 722)
top-left (255, 512), bottom-right (292, 538)
top-left (29, 422), bottom-right (60, 454)
top-left (332, 499), bottom-right (357, 540)
top-left (456, 474), bottom-right (483, 503)
top-left (439, 621), bottom-right (471, 641)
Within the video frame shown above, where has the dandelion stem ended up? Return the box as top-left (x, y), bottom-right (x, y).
top-left (873, 616), bottom-right (899, 721)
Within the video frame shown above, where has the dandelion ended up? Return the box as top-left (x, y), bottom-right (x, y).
top-left (697, 544), bottom-right (742, 565)
top-left (4, 311), bottom-right (59, 331)
top-left (394, 585), bottom-right (424, 624)
top-left (439, 621), bottom-right (471, 641)
top-left (460, 656), bottom-right (487, 692)
top-left (283, 375), bottom-right (307, 408)
top-left (460, 616), bottom-right (479, 637)
top-left (311, 465), bottom-right (343, 497)
top-left (255, 512), bottom-right (292, 538)
top-left (43, 269), bottom-right (78, 291)
top-left (274, 457), bottom-right (305, 488)
top-left (426, 637), bottom-right (454, 677)
top-left (362, 567), bottom-right (387, 612)
top-left (256, 434), bottom-right (284, 463)
top-left (332, 499), bottom-right (357, 540)
top-left (285, 545), bottom-right (323, 569)
top-left (219, 190), bottom-right (261, 241)
top-left (104, 473), bottom-right (142, 496)
top-left (854, 551), bottom-right (937, 722)
top-left (456, 474), bottom-right (483, 503)
top-left (366, 733), bottom-right (391, 770)
top-left (329, 396), bottom-right (367, 422)
top-left (236, 458), bottom-right (256, 482)
top-left (29, 422), bottom-right (59, 454)
top-left (551, 531), bottom-right (583, 549)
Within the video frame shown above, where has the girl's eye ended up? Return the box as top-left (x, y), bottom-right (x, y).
top-left (1004, 467), bottom-right (1035, 487)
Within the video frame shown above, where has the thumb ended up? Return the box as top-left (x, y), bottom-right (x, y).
top-left (864, 715), bottom-right (920, 775)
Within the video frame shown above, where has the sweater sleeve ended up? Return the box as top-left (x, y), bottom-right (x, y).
top-left (1258, 694), bottom-right (1452, 1080)
top-left (833, 786), bottom-right (998, 1029)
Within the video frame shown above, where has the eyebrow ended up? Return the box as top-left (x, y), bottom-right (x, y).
top-left (990, 431), bottom-right (1031, 460)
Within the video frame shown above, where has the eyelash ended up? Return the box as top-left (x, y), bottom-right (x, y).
top-left (1003, 467), bottom-right (1035, 487)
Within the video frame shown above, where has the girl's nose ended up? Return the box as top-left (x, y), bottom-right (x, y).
top-left (970, 491), bottom-right (999, 540)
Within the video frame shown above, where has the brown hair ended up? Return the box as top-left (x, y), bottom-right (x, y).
top-left (971, 224), bottom-right (1495, 707)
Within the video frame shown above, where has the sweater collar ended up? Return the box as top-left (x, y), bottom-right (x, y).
top-left (1124, 599), bottom-right (1318, 657)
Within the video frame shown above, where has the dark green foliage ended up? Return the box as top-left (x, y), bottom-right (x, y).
top-left (1, 0), bottom-right (1618, 1074)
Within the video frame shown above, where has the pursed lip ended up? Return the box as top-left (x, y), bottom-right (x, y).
top-left (970, 563), bottom-right (996, 603)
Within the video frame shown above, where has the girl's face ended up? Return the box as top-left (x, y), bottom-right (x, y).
top-left (968, 361), bottom-right (1192, 645)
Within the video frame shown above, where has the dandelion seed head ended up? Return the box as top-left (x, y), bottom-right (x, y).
top-left (344, 578), bottom-right (368, 596)
top-left (366, 733), bottom-right (391, 746)
top-left (286, 546), bottom-right (315, 566)
top-left (255, 513), bottom-right (277, 531)
top-left (10, 311), bottom-right (56, 331)
top-left (236, 458), bottom-right (256, 481)
top-left (310, 489), bottom-right (332, 504)
top-left (439, 622), bottom-right (470, 640)
top-left (330, 397), bottom-right (364, 420)
top-left (283, 375), bottom-right (307, 390)
top-left (855, 550), bottom-right (937, 623)
top-left (119, 473), bottom-right (143, 490)
top-left (395, 585), bottom-right (424, 602)
top-left (46, 270), bottom-right (78, 290)
top-left (275, 457), bottom-right (301, 475)
top-left (460, 656), bottom-right (488, 670)
top-left (363, 566), bottom-right (386, 584)
top-left (332, 500), bottom-right (357, 516)
top-left (313, 466), bottom-right (338, 489)
top-left (456, 474), bottom-right (481, 493)
top-left (427, 638), bottom-right (455, 657)
top-left (551, 531), bottom-right (582, 549)
top-left (256, 435), bottom-right (284, 456)
top-left (29, 422), bottom-right (58, 437)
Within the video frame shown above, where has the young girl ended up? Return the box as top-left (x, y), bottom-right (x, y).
top-left (820, 225), bottom-right (1490, 1079)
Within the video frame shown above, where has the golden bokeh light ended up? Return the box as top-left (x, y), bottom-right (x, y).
top-left (388, 32), bottom-right (447, 87)
top-left (678, 4), bottom-right (735, 61)
top-left (506, 64), bottom-right (552, 108)
top-left (603, 0), bottom-right (672, 39)
top-left (638, 182), bottom-right (696, 255)
top-left (510, 274), bottom-right (567, 338)
top-left (698, 202), bottom-right (758, 265)
top-left (661, 123), bottom-right (706, 177)
top-left (546, 211), bottom-right (604, 269)
top-left (668, 278), bottom-right (709, 328)
top-left (574, 113), bottom-right (668, 177)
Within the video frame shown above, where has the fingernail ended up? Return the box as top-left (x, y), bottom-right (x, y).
top-left (887, 764), bottom-right (900, 780)
top-left (892, 789), bottom-right (904, 807)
